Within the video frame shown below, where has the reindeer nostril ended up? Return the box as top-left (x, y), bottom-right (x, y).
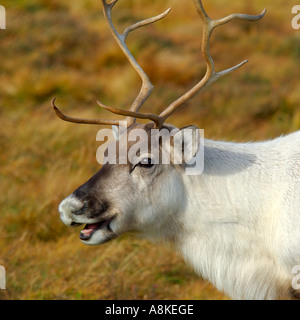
top-left (72, 202), bottom-right (88, 215)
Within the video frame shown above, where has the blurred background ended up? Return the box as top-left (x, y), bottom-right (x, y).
top-left (0, 0), bottom-right (299, 299)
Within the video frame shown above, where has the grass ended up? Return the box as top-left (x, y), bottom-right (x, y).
top-left (0, 0), bottom-right (299, 300)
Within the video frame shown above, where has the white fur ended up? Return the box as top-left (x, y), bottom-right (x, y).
top-left (165, 131), bottom-right (300, 299)
top-left (59, 127), bottom-right (300, 299)
top-left (59, 194), bottom-right (81, 226)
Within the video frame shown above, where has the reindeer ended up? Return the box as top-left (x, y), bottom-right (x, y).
top-left (52, 0), bottom-right (300, 300)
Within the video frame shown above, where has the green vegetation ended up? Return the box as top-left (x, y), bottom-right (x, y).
top-left (0, 0), bottom-right (299, 299)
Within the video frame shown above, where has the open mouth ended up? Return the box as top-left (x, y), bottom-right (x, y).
top-left (79, 218), bottom-right (113, 241)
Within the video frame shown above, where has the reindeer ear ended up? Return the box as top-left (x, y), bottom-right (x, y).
top-left (173, 125), bottom-right (201, 164)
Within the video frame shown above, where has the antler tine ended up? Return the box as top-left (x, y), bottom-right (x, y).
top-left (51, 98), bottom-right (121, 126)
top-left (52, 0), bottom-right (265, 130)
top-left (158, 1), bottom-right (266, 124)
top-left (100, 0), bottom-right (171, 126)
top-left (51, 1), bottom-right (170, 128)
top-left (97, 100), bottom-right (162, 125)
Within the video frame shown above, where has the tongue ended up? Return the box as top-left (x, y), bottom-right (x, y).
top-left (80, 220), bottom-right (112, 241)
top-left (81, 223), bottom-right (99, 236)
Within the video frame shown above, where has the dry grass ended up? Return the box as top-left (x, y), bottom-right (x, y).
top-left (0, 0), bottom-right (299, 300)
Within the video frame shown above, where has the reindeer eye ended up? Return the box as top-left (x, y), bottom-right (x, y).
top-left (138, 158), bottom-right (154, 168)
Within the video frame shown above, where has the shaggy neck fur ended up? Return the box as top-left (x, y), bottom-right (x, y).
top-left (171, 133), bottom-right (300, 299)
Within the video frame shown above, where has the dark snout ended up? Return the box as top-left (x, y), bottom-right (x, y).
top-left (58, 185), bottom-right (110, 227)
top-left (59, 165), bottom-right (114, 227)
top-left (71, 187), bottom-right (110, 219)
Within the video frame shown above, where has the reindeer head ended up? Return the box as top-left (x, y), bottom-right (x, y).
top-left (58, 122), bottom-right (201, 245)
top-left (53, 0), bottom-right (265, 245)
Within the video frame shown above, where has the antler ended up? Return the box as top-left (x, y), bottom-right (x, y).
top-left (52, 0), bottom-right (266, 129)
top-left (159, 1), bottom-right (266, 124)
top-left (52, 0), bottom-right (171, 127)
